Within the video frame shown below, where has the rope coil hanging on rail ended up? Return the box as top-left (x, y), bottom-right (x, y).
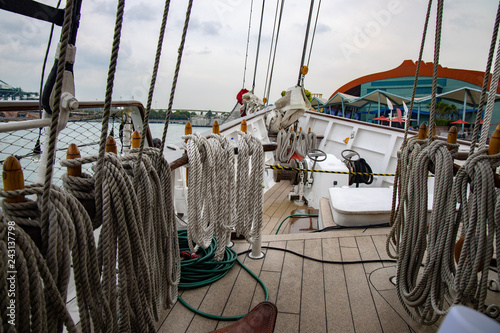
top-left (182, 131), bottom-right (264, 261)
top-left (389, 0), bottom-right (500, 324)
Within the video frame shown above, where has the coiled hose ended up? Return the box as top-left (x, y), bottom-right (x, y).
top-left (177, 229), bottom-right (268, 320)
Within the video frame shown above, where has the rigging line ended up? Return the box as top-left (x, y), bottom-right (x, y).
top-left (139, 0), bottom-right (172, 160)
top-left (251, 0), bottom-right (266, 94)
top-left (265, 0), bottom-right (285, 104)
top-left (161, 0), bottom-right (194, 151)
top-left (242, 0), bottom-right (254, 89)
top-left (94, 0), bottom-right (126, 226)
top-left (37, 0), bottom-right (63, 150)
top-left (262, 0), bottom-right (281, 100)
top-left (305, 0), bottom-right (321, 68)
top-left (469, 0), bottom-right (500, 154)
top-left (297, 0), bottom-right (315, 87)
top-left (427, 0), bottom-right (444, 139)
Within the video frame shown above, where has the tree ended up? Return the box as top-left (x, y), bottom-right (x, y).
top-left (206, 110), bottom-right (213, 119)
top-left (429, 101), bottom-right (459, 121)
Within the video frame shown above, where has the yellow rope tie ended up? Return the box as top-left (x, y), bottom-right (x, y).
top-left (266, 164), bottom-right (436, 177)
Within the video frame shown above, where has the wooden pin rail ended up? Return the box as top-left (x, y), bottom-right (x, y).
top-left (170, 120), bottom-right (277, 171)
top-left (2, 155), bottom-right (42, 248)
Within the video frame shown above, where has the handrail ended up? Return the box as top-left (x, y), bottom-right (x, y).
top-left (0, 100), bottom-right (153, 147)
top-left (169, 142), bottom-right (277, 171)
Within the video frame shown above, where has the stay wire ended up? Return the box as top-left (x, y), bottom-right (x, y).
top-left (251, 0), bottom-right (266, 94)
top-left (242, 0), bottom-right (254, 89)
top-left (265, 0), bottom-right (285, 104)
top-left (262, 0), bottom-right (280, 100)
top-left (297, 0), bottom-right (315, 87)
top-left (305, 0), bottom-right (321, 68)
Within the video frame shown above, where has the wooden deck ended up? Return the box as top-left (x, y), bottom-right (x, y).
top-left (155, 181), bottom-right (500, 332)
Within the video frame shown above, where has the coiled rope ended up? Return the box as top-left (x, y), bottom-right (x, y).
top-left (0, 184), bottom-right (112, 332)
top-left (0, 214), bottom-right (76, 333)
top-left (183, 131), bottom-right (264, 259)
top-left (389, 0), bottom-right (500, 324)
top-left (395, 139), bottom-right (458, 325)
top-left (276, 128), bottom-right (317, 163)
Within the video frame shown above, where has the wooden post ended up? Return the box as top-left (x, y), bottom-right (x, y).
top-left (66, 144), bottom-right (82, 177)
top-left (212, 120), bottom-right (219, 134)
top-left (185, 122), bottom-right (192, 187)
top-left (132, 130), bottom-right (141, 149)
top-left (241, 119), bottom-right (247, 134)
top-left (488, 125), bottom-right (500, 156)
top-left (418, 122), bottom-right (427, 140)
top-left (447, 126), bottom-right (458, 146)
top-left (3, 156), bottom-right (42, 248)
top-left (66, 144), bottom-right (96, 220)
top-left (106, 136), bottom-right (118, 154)
top-left (3, 156), bottom-right (25, 203)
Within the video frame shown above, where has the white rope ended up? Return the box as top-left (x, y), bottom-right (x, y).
top-left (235, 131), bottom-right (264, 244)
top-left (183, 131), bottom-right (264, 258)
top-left (276, 128), bottom-right (296, 163)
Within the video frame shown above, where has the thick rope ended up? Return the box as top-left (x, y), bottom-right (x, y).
top-left (447, 150), bottom-right (500, 316)
top-left (183, 133), bottom-right (236, 260)
top-left (479, 35), bottom-right (500, 148)
top-left (276, 128), bottom-right (296, 163)
top-left (161, 0), bottom-right (194, 150)
top-left (183, 132), bottom-right (263, 258)
top-left (235, 131), bottom-right (264, 244)
top-left (389, 0), bottom-right (433, 237)
top-left (0, 185), bottom-right (113, 332)
top-left (0, 214), bottom-right (76, 333)
top-left (139, 0), bottom-right (172, 160)
top-left (426, 0), bottom-right (444, 139)
top-left (40, 0), bottom-right (74, 256)
top-left (395, 140), bottom-right (458, 325)
top-left (94, 0), bottom-right (125, 229)
top-left (469, 1), bottom-right (500, 154)
top-left (61, 149), bottom-right (181, 329)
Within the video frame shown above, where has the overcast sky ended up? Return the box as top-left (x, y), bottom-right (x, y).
top-left (0, 0), bottom-right (498, 111)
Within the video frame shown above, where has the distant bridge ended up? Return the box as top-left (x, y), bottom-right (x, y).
top-left (0, 80), bottom-right (39, 100)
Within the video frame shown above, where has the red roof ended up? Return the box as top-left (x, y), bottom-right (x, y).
top-left (330, 60), bottom-right (495, 99)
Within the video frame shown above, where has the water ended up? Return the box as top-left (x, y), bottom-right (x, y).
top-left (148, 122), bottom-right (209, 146)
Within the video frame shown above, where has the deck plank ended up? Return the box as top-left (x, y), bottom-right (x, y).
top-left (341, 237), bottom-right (383, 333)
top-left (322, 237), bottom-right (355, 333)
top-left (275, 312), bottom-right (300, 333)
top-left (276, 240), bottom-right (304, 314)
top-left (185, 261), bottom-right (243, 333)
top-left (300, 238), bottom-right (327, 332)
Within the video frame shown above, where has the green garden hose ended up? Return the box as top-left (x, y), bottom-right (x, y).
top-left (177, 229), bottom-right (268, 320)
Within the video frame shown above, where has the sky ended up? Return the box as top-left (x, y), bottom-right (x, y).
top-left (0, 0), bottom-right (498, 112)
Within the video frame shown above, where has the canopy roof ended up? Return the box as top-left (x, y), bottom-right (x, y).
top-left (416, 86), bottom-right (500, 106)
top-left (357, 90), bottom-right (410, 106)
